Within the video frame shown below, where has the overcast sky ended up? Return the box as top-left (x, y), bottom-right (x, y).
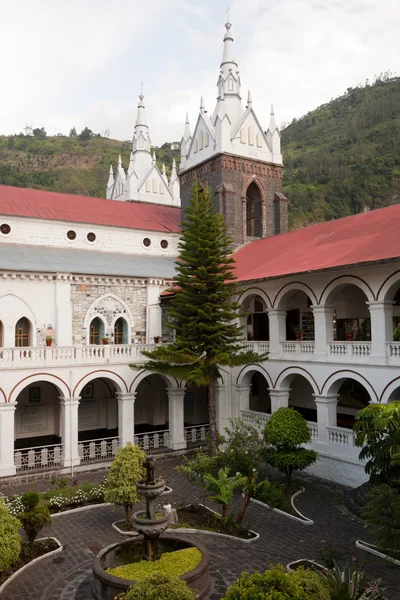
top-left (0, 0), bottom-right (398, 145)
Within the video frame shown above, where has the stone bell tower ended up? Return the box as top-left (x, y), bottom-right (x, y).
top-left (178, 21), bottom-right (288, 248)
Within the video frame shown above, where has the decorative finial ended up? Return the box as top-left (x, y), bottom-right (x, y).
top-left (247, 90), bottom-right (252, 106)
top-left (225, 3), bottom-right (231, 24)
top-left (271, 104), bottom-right (275, 116)
top-left (140, 80), bottom-right (144, 96)
top-left (109, 164), bottom-right (113, 174)
top-left (200, 95), bottom-right (205, 112)
top-left (185, 112), bottom-right (189, 123)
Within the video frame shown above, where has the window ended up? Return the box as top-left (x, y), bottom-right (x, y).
top-left (248, 126), bottom-right (255, 146)
top-left (114, 317), bottom-right (128, 344)
top-left (15, 317), bottom-right (31, 347)
top-left (199, 131), bottom-right (203, 150)
top-left (228, 78), bottom-right (233, 91)
top-left (205, 132), bottom-right (209, 148)
top-left (159, 184), bottom-right (164, 195)
top-left (89, 317), bottom-right (103, 345)
top-left (67, 230), bottom-right (76, 240)
top-left (143, 238), bottom-right (151, 247)
top-left (240, 129), bottom-right (246, 144)
top-left (160, 239), bottom-right (169, 249)
top-left (256, 133), bottom-right (262, 148)
top-left (87, 232), bottom-right (96, 242)
top-left (153, 178), bottom-right (157, 193)
top-left (139, 138), bottom-right (144, 149)
top-left (146, 180), bottom-right (151, 192)
top-left (194, 139), bottom-right (198, 153)
top-left (0, 224), bottom-right (11, 235)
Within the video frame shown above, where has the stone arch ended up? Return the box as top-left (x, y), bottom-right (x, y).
top-left (319, 276), bottom-right (374, 306)
top-left (377, 271), bottom-right (400, 303)
top-left (9, 373), bottom-right (70, 404)
top-left (274, 367), bottom-right (320, 394)
top-left (321, 370), bottom-right (378, 402)
top-left (129, 370), bottom-right (178, 393)
top-left (83, 293), bottom-right (134, 343)
top-left (0, 386), bottom-right (7, 403)
top-left (380, 377), bottom-right (400, 403)
top-left (236, 364), bottom-right (273, 388)
top-left (241, 176), bottom-right (266, 204)
top-left (73, 370), bottom-right (128, 397)
top-left (237, 287), bottom-right (272, 310)
top-left (274, 282), bottom-right (318, 308)
top-left (0, 292), bottom-right (37, 346)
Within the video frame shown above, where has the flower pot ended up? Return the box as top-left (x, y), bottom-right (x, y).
top-left (295, 332), bottom-right (302, 341)
top-left (102, 339), bottom-right (109, 345)
top-left (45, 339), bottom-right (52, 347)
top-left (153, 337), bottom-right (160, 344)
top-left (345, 332), bottom-right (354, 341)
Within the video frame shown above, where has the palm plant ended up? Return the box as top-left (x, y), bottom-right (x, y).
top-left (203, 468), bottom-right (246, 519)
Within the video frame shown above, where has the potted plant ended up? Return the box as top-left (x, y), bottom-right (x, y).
top-left (153, 336), bottom-right (160, 344)
top-left (45, 336), bottom-right (53, 347)
top-left (344, 322), bottom-right (355, 341)
top-left (292, 325), bottom-right (303, 341)
top-left (393, 323), bottom-right (400, 341)
top-left (102, 337), bottom-right (110, 345)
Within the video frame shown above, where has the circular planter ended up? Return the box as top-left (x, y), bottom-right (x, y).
top-left (136, 478), bottom-right (166, 500)
top-left (92, 534), bottom-right (210, 600)
top-left (132, 509), bottom-right (169, 538)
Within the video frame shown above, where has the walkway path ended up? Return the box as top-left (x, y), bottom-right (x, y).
top-left (1, 457), bottom-right (399, 600)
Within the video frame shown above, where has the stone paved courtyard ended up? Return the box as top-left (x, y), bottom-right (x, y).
top-left (1, 456), bottom-right (399, 600)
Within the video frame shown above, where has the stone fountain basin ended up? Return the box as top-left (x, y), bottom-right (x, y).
top-left (92, 534), bottom-right (210, 600)
top-left (132, 508), bottom-right (169, 538)
top-left (136, 478), bottom-right (166, 499)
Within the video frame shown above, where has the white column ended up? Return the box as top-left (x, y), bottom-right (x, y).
top-left (312, 305), bottom-right (334, 358)
top-left (268, 388), bottom-right (290, 413)
top-left (60, 396), bottom-right (80, 468)
top-left (147, 284), bottom-right (162, 343)
top-left (368, 301), bottom-right (394, 363)
top-left (313, 394), bottom-right (338, 444)
top-left (167, 388), bottom-right (186, 450)
top-left (235, 384), bottom-right (251, 414)
top-left (215, 382), bottom-right (231, 433)
top-left (268, 309), bottom-right (286, 357)
top-left (117, 392), bottom-right (136, 446)
top-left (0, 402), bottom-right (17, 476)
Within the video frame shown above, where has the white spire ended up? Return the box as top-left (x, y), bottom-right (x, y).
top-left (183, 113), bottom-right (191, 142)
top-left (200, 95), bottom-right (205, 113)
top-left (152, 150), bottom-right (156, 163)
top-left (118, 155), bottom-right (122, 168)
top-left (246, 90), bottom-right (252, 108)
top-left (136, 94), bottom-right (148, 128)
top-left (269, 104), bottom-right (277, 132)
top-left (128, 151), bottom-right (134, 176)
top-left (220, 22), bottom-right (237, 76)
top-left (162, 163), bottom-right (168, 185)
top-left (106, 165), bottom-right (114, 199)
top-left (170, 157), bottom-right (178, 182)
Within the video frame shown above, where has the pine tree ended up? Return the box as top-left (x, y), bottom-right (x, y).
top-left (132, 182), bottom-right (267, 453)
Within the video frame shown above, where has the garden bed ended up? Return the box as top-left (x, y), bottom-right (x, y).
top-left (170, 504), bottom-right (259, 541)
top-left (356, 540), bottom-right (400, 566)
top-left (0, 537), bottom-right (62, 593)
top-left (112, 520), bottom-right (139, 536)
top-left (251, 486), bottom-right (314, 525)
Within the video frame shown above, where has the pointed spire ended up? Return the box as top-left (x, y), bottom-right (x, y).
top-left (128, 151), bottom-right (134, 175)
top-left (269, 104), bottom-right (277, 132)
top-left (136, 94), bottom-right (148, 128)
top-left (107, 165), bottom-right (114, 186)
top-left (170, 157), bottom-right (177, 182)
top-left (183, 113), bottom-right (191, 142)
top-left (118, 155), bottom-right (122, 168)
top-left (162, 163), bottom-right (166, 176)
top-left (246, 90), bottom-right (252, 108)
top-left (162, 163), bottom-right (168, 184)
top-left (200, 95), bottom-right (205, 113)
top-left (152, 150), bottom-right (156, 163)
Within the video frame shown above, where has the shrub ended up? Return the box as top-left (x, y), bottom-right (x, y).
top-left (221, 565), bottom-right (309, 600)
top-left (18, 492), bottom-right (52, 546)
top-left (264, 408), bottom-right (318, 487)
top-left (21, 491), bottom-right (40, 510)
top-left (203, 468), bottom-right (246, 519)
top-left (104, 443), bottom-right (146, 524)
top-left (0, 498), bottom-right (22, 571)
top-left (253, 479), bottom-right (291, 512)
top-left (291, 567), bottom-right (331, 600)
top-left (125, 573), bottom-right (196, 600)
top-left (361, 484), bottom-right (400, 557)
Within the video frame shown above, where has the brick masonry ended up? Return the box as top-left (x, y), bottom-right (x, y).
top-left (180, 153), bottom-right (288, 248)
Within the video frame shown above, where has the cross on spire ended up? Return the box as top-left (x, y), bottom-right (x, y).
top-left (225, 4), bottom-right (231, 23)
top-left (140, 81), bottom-right (144, 96)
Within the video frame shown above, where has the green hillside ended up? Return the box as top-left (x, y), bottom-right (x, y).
top-left (282, 74), bottom-right (400, 228)
top-left (0, 75), bottom-right (399, 227)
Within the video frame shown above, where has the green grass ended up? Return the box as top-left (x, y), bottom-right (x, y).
top-left (106, 547), bottom-right (202, 580)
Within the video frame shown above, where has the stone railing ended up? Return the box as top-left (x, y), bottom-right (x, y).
top-left (387, 342), bottom-right (400, 359)
top-left (281, 341), bottom-right (315, 356)
top-left (184, 424), bottom-right (210, 447)
top-left (326, 425), bottom-right (357, 446)
top-left (78, 436), bottom-right (120, 463)
top-left (241, 409), bottom-right (270, 430)
top-left (240, 341), bottom-right (270, 354)
top-left (134, 429), bottom-right (170, 453)
top-left (327, 341), bottom-right (371, 362)
top-left (14, 443), bottom-right (63, 472)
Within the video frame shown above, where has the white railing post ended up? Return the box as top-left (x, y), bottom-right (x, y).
top-left (1, 402), bottom-right (17, 476)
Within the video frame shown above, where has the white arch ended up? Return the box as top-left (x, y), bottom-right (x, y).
top-left (86, 315), bottom-right (107, 345)
top-left (319, 276), bottom-right (374, 306)
top-left (0, 292), bottom-right (38, 346)
top-left (237, 287), bottom-right (272, 310)
top-left (10, 373), bottom-right (70, 404)
top-left (380, 377), bottom-right (400, 404)
top-left (377, 271), bottom-right (400, 303)
top-left (274, 367), bottom-right (320, 395)
top-left (321, 370), bottom-right (378, 402)
top-left (129, 370), bottom-right (178, 393)
top-left (73, 370), bottom-right (128, 397)
top-left (83, 293), bottom-right (134, 330)
top-left (274, 283), bottom-right (317, 308)
top-left (236, 364), bottom-right (273, 388)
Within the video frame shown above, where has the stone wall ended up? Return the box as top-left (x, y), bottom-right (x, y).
top-left (71, 283), bottom-right (147, 344)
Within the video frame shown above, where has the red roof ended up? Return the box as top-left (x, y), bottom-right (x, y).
top-left (0, 185), bottom-right (181, 233)
top-left (233, 204), bottom-right (400, 282)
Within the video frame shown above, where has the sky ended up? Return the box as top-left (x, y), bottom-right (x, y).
top-left (0, 0), bottom-right (399, 145)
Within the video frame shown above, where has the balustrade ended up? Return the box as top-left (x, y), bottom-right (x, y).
top-left (14, 443), bottom-right (63, 472)
top-left (241, 409), bottom-right (270, 430)
top-left (134, 429), bottom-right (170, 453)
top-left (78, 436), bottom-right (120, 463)
top-left (184, 424), bottom-right (209, 447)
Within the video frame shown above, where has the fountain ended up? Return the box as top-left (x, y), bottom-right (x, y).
top-left (92, 456), bottom-right (210, 600)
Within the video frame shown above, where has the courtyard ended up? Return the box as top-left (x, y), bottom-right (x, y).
top-left (1, 455), bottom-right (399, 600)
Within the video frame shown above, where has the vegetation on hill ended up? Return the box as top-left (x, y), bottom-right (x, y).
top-left (0, 74), bottom-right (399, 226)
top-left (281, 73), bottom-right (400, 228)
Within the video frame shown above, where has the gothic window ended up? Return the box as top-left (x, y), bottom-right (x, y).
top-left (159, 183), bottom-right (164, 194)
top-left (15, 317), bottom-right (31, 347)
top-left (146, 180), bottom-right (151, 192)
top-left (205, 132), bottom-right (209, 147)
top-left (240, 129), bottom-right (246, 144)
top-left (248, 126), bottom-right (255, 146)
top-left (153, 178), bottom-right (157, 193)
top-left (194, 139), bottom-right (198, 153)
top-left (228, 78), bottom-right (233, 91)
top-left (89, 317), bottom-right (104, 345)
top-left (114, 317), bottom-right (128, 344)
top-left (139, 138), bottom-right (144, 149)
top-left (199, 131), bottom-right (203, 150)
top-left (246, 182), bottom-right (263, 238)
top-left (256, 133), bottom-right (263, 148)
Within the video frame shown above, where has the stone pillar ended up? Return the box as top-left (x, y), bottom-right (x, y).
top-left (312, 305), bottom-right (334, 358)
top-left (167, 388), bottom-right (186, 450)
top-left (0, 402), bottom-right (17, 477)
top-left (273, 192), bottom-right (288, 235)
top-left (117, 392), bottom-right (136, 447)
top-left (215, 382), bottom-right (231, 433)
top-left (268, 388), bottom-right (290, 413)
top-left (368, 301), bottom-right (394, 363)
top-left (241, 197), bottom-right (247, 244)
top-left (268, 309), bottom-right (286, 357)
top-left (261, 202), bottom-right (267, 237)
top-left (235, 384), bottom-right (251, 414)
top-left (313, 394), bottom-right (338, 444)
top-left (59, 396), bottom-right (81, 468)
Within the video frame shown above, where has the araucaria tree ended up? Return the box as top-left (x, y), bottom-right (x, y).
top-left (134, 183), bottom-right (266, 453)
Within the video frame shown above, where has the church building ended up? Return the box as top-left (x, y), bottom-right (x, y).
top-left (0, 20), bottom-right (400, 488)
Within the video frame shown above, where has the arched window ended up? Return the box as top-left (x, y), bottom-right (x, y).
top-left (240, 129), bottom-right (246, 144)
top-left (194, 139), bottom-right (198, 153)
top-left (246, 182), bottom-right (263, 238)
top-left (146, 180), bottom-right (151, 192)
top-left (248, 126), bottom-right (255, 146)
top-left (15, 317), bottom-right (31, 347)
top-left (256, 133), bottom-right (263, 148)
top-left (89, 317), bottom-right (104, 345)
top-left (152, 178), bottom-right (157, 193)
top-left (228, 78), bottom-right (233, 91)
top-left (199, 131), bottom-right (203, 150)
top-left (139, 138), bottom-right (144, 149)
top-left (159, 183), bottom-right (164, 195)
top-left (205, 132), bottom-right (209, 147)
top-left (114, 317), bottom-right (128, 345)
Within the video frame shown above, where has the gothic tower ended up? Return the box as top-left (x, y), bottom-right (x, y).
top-left (179, 21), bottom-right (287, 247)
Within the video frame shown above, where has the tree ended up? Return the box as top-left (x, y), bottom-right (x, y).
top-left (125, 574), bottom-right (196, 600)
top-left (132, 182), bottom-right (267, 453)
top-left (18, 491), bottom-right (51, 546)
top-left (104, 443), bottom-right (146, 524)
top-left (78, 127), bottom-right (93, 140)
top-left (32, 127), bottom-right (47, 138)
top-left (0, 498), bottom-right (21, 571)
top-left (353, 401), bottom-right (400, 487)
top-left (69, 127), bottom-right (77, 137)
top-left (361, 484), bottom-right (400, 557)
top-left (263, 408), bottom-right (317, 487)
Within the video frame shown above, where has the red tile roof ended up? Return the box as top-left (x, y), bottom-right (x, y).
top-left (233, 204), bottom-right (400, 282)
top-left (0, 185), bottom-right (181, 233)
